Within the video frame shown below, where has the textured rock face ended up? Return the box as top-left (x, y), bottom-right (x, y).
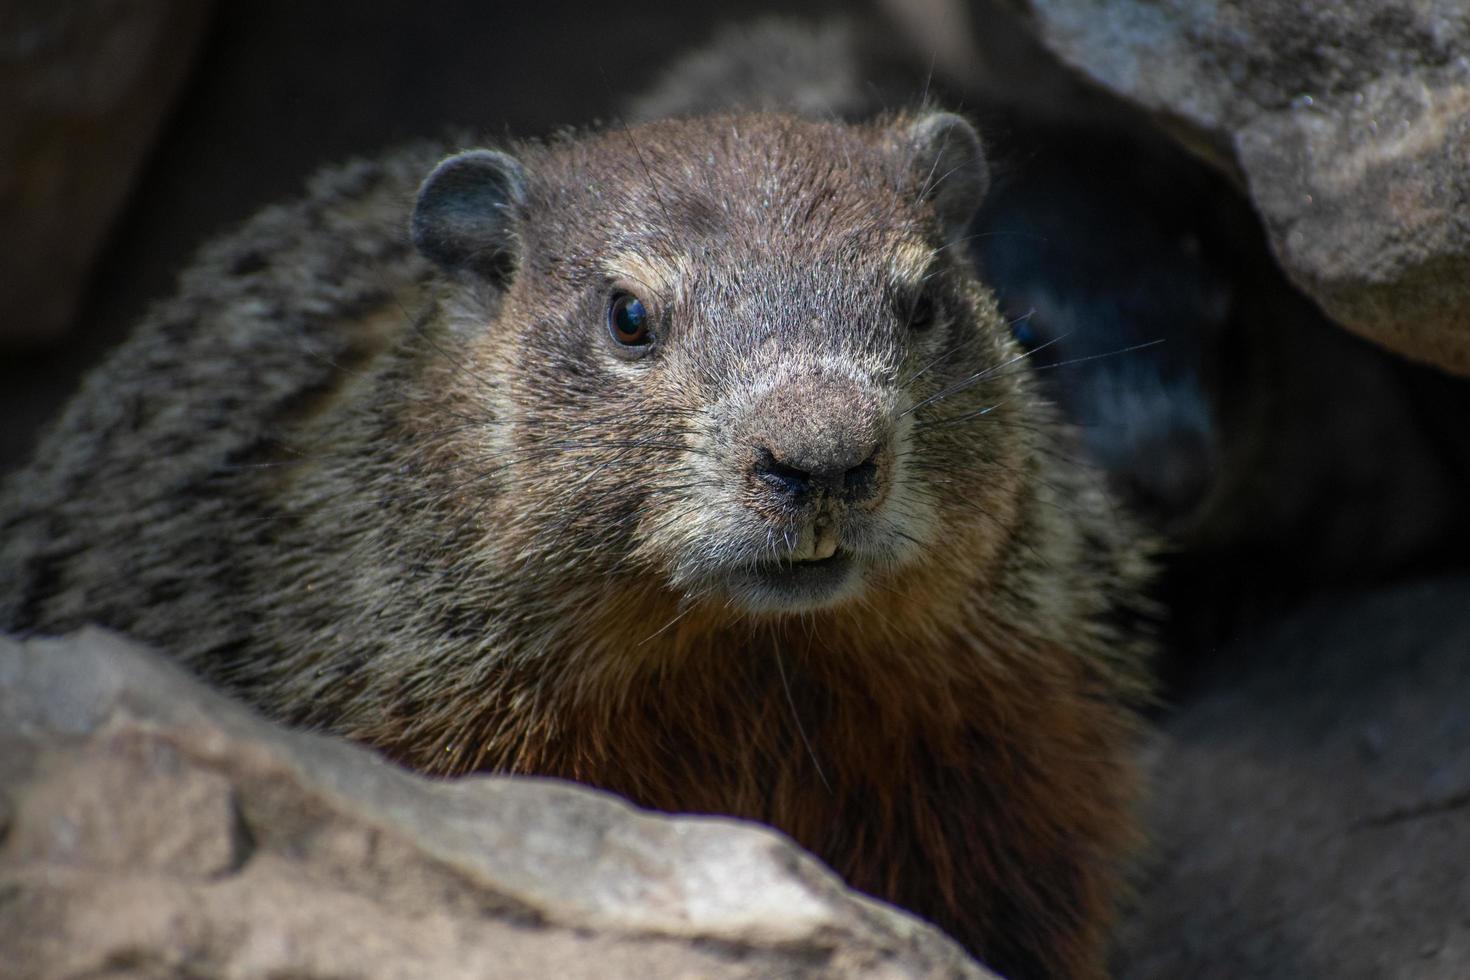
top-left (0, 629), bottom-right (992, 980)
top-left (1121, 576), bottom-right (1470, 979)
top-left (0, 0), bottom-right (210, 346)
top-left (1000, 0), bottom-right (1470, 375)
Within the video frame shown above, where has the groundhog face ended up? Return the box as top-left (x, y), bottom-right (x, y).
top-left (413, 113), bottom-right (1028, 618)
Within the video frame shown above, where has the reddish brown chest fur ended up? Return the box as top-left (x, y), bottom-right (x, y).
top-left (375, 614), bottom-right (1135, 980)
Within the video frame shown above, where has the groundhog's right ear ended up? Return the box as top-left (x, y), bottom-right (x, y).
top-left (412, 150), bottom-right (527, 288)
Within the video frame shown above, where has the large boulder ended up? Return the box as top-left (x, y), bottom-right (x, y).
top-left (0, 0), bottom-right (210, 346)
top-left (990, 0), bottom-right (1470, 375)
top-left (0, 629), bottom-right (992, 980)
top-left (1122, 576), bottom-right (1470, 978)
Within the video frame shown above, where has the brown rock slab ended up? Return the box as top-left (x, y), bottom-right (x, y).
top-left (1121, 576), bottom-right (1470, 979)
top-left (0, 628), bottom-right (993, 980)
top-left (995, 0), bottom-right (1470, 375)
top-left (0, 0), bottom-right (210, 346)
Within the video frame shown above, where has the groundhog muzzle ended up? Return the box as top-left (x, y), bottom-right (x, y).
top-left (2, 111), bottom-right (1153, 980)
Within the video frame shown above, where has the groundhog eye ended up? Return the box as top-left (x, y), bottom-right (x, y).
top-left (1010, 312), bottom-right (1040, 350)
top-left (608, 292), bottom-right (652, 347)
top-left (902, 294), bottom-right (937, 332)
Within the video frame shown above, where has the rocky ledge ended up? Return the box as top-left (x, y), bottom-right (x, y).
top-left (0, 628), bottom-right (992, 980)
top-left (1000, 0), bottom-right (1470, 375)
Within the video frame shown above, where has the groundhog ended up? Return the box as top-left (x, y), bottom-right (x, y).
top-left (0, 111), bottom-right (1152, 980)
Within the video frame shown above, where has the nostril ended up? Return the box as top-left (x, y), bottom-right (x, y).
top-left (753, 445), bottom-right (884, 506)
top-left (754, 448), bottom-right (812, 501)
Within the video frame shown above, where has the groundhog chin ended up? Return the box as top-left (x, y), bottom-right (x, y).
top-left (716, 549), bottom-right (866, 615)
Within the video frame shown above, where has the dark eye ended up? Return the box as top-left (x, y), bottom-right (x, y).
top-left (902, 293), bottom-right (937, 332)
top-left (1009, 310), bottom-right (1050, 352)
top-left (608, 292), bottom-right (652, 347)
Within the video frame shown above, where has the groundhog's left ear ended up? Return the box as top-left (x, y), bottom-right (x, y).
top-left (412, 149), bottom-right (528, 289)
top-left (902, 112), bottom-right (990, 245)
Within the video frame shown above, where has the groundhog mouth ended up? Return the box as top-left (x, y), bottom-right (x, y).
top-left (720, 549), bottom-right (860, 614)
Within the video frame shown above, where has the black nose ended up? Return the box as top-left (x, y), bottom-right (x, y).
top-left (753, 446), bottom-right (881, 505)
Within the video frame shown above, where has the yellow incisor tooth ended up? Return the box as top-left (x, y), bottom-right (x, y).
top-left (789, 527), bottom-right (815, 562)
top-left (812, 527), bottom-right (839, 561)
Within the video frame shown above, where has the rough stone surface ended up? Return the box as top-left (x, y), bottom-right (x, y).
top-left (1121, 576), bottom-right (1470, 979)
top-left (0, 1), bottom-right (211, 347)
top-left (997, 0), bottom-right (1470, 375)
top-left (0, 628), bottom-right (992, 980)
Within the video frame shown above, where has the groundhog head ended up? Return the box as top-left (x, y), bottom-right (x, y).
top-left (411, 112), bottom-right (1029, 620)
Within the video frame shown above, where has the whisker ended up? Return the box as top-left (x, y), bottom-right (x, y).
top-left (636, 589), bottom-right (712, 646)
top-left (900, 329), bottom-right (1068, 419)
top-left (775, 640), bottom-right (832, 795)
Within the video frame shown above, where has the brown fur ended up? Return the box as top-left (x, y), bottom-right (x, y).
top-left (1, 113), bottom-right (1151, 979)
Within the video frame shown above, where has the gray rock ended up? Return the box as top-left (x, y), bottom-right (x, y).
top-left (1122, 576), bottom-right (1470, 979)
top-left (992, 0), bottom-right (1470, 375)
top-left (0, 628), bottom-right (992, 980)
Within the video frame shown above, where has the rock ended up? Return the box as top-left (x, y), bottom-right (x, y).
top-left (623, 17), bottom-right (926, 124)
top-left (987, 0), bottom-right (1470, 375)
top-left (1121, 576), bottom-right (1470, 979)
top-left (0, 628), bottom-right (993, 980)
top-left (0, 0), bottom-right (210, 346)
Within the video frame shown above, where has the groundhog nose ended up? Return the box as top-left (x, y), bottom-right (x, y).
top-left (739, 376), bottom-right (892, 510)
top-left (753, 445), bottom-right (882, 505)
